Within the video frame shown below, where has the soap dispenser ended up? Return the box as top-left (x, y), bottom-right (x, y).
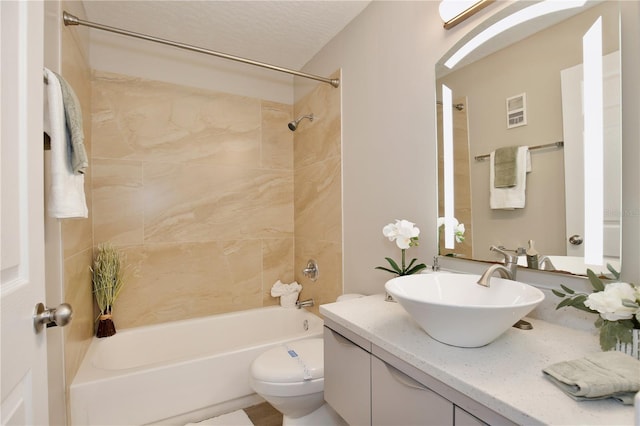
top-left (526, 240), bottom-right (539, 269)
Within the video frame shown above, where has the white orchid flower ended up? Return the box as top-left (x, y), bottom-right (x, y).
top-left (383, 219), bottom-right (420, 249)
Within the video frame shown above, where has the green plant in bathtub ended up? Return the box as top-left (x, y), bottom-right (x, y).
top-left (91, 243), bottom-right (126, 338)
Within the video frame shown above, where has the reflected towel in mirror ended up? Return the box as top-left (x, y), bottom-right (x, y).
top-left (490, 146), bottom-right (531, 209)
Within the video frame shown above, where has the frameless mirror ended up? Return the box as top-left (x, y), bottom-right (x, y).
top-left (436, 0), bottom-right (621, 277)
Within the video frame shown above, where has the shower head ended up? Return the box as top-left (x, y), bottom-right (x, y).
top-left (288, 114), bottom-right (314, 131)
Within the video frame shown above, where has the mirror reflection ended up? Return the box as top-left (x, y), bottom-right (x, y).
top-left (436, 1), bottom-right (621, 277)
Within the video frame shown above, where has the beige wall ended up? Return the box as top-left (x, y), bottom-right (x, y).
top-left (293, 71), bottom-right (343, 314)
top-left (437, 2), bottom-right (619, 261)
top-left (91, 71), bottom-right (297, 328)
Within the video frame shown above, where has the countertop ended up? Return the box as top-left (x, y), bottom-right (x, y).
top-left (320, 294), bottom-right (635, 426)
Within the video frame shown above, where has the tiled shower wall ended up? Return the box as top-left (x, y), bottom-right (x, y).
top-left (91, 71), bottom-right (295, 328)
top-left (293, 72), bottom-right (343, 313)
top-left (91, 70), bottom-right (342, 328)
top-left (59, 0), bottom-right (95, 399)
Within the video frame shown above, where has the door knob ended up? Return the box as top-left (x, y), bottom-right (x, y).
top-left (568, 234), bottom-right (583, 245)
top-left (33, 302), bottom-right (73, 333)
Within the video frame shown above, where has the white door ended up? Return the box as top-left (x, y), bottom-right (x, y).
top-left (561, 50), bottom-right (621, 260)
top-left (1, 1), bottom-right (49, 425)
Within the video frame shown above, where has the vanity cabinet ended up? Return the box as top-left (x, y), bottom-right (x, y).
top-left (324, 323), bottom-right (511, 426)
top-left (371, 355), bottom-right (453, 425)
top-left (324, 327), bottom-right (371, 426)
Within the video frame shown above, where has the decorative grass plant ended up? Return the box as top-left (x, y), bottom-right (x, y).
top-left (91, 243), bottom-right (126, 338)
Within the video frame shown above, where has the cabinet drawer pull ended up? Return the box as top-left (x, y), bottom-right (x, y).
top-left (385, 363), bottom-right (429, 391)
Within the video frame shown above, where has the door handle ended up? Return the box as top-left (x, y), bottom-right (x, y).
top-left (33, 302), bottom-right (73, 333)
top-left (568, 234), bottom-right (583, 245)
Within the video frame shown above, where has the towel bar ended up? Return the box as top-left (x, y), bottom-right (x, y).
top-left (474, 141), bottom-right (563, 161)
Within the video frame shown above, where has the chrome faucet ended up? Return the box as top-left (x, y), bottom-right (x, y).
top-left (477, 264), bottom-right (513, 287)
top-left (296, 298), bottom-right (314, 309)
top-left (537, 255), bottom-right (556, 271)
top-left (489, 245), bottom-right (518, 279)
top-left (477, 246), bottom-right (519, 287)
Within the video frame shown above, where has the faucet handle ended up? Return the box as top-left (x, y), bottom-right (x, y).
top-left (490, 245), bottom-right (518, 263)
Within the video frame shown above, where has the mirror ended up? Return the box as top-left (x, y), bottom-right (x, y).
top-left (436, 1), bottom-right (621, 277)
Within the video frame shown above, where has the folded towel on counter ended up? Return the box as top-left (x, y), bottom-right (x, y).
top-left (54, 71), bottom-right (88, 174)
top-left (493, 146), bottom-right (519, 187)
top-left (270, 280), bottom-right (302, 297)
top-left (542, 351), bottom-right (640, 404)
top-left (44, 68), bottom-right (88, 219)
top-left (490, 146), bottom-right (531, 209)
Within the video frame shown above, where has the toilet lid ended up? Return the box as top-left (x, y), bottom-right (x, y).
top-left (251, 338), bottom-right (324, 383)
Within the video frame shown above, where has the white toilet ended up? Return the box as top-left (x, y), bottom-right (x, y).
top-left (249, 338), bottom-right (345, 425)
top-left (249, 294), bottom-right (362, 425)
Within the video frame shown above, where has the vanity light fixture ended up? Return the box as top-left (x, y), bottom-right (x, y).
top-left (444, 0), bottom-right (588, 69)
top-left (439, 0), bottom-right (495, 30)
top-left (442, 84), bottom-right (456, 249)
top-left (583, 17), bottom-right (603, 265)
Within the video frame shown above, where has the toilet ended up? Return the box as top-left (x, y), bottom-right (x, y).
top-left (249, 294), bottom-right (362, 425)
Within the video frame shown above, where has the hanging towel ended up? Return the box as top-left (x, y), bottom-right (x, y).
top-left (493, 146), bottom-right (519, 187)
top-left (490, 146), bottom-right (531, 210)
top-left (542, 351), bottom-right (640, 404)
top-left (54, 71), bottom-right (88, 174)
top-left (44, 68), bottom-right (88, 219)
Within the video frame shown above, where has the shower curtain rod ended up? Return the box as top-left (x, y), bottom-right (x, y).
top-left (62, 11), bottom-right (340, 88)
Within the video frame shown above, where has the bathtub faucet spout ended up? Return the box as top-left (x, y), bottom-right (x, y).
top-left (296, 299), bottom-right (314, 309)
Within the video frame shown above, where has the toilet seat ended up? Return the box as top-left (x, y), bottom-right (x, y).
top-left (250, 338), bottom-right (324, 397)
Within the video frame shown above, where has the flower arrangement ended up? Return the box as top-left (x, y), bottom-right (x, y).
top-left (554, 266), bottom-right (640, 351)
top-left (91, 243), bottom-right (126, 338)
top-left (376, 219), bottom-right (427, 276)
top-left (437, 217), bottom-right (465, 255)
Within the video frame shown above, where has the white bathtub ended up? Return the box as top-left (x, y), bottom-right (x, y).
top-left (70, 306), bottom-right (323, 425)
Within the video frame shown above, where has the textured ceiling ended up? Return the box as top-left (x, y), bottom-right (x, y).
top-left (82, 1), bottom-right (371, 70)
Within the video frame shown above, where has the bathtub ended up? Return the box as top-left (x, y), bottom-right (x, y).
top-left (70, 306), bottom-right (323, 425)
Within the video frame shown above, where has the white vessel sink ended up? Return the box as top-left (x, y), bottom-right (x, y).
top-left (384, 274), bottom-right (545, 348)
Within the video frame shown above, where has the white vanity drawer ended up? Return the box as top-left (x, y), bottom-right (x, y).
top-left (324, 327), bottom-right (371, 426)
top-left (372, 355), bottom-right (453, 426)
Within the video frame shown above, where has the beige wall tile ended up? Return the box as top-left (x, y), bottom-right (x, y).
top-left (92, 71), bottom-right (301, 328)
top-left (92, 72), bottom-right (262, 166)
top-left (293, 70), bottom-right (343, 312)
top-left (294, 156), bottom-right (342, 242)
top-left (89, 68), bottom-right (340, 329)
top-left (114, 241), bottom-right (263, 329)
top-left (262, 101), bottom-right (294, 170)
top-left (92, 159), bottom-right (144, 246)
top-left (293, 75), bottom-right (341, 168)
top-left (143, 162), bottom-right (293, 243)
top-left (295, 239), bottom-right (343, 316)
top-left (262, 238), bottom-right (295, 306)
